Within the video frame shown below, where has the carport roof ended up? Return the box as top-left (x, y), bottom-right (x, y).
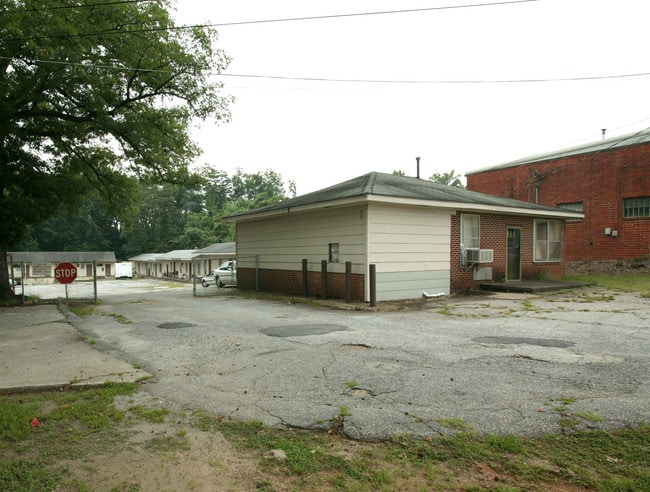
top-left (193, 242), bottom-right (235, 256)
top-left (225, 172), bottom-right (582, 221)
top-left (8, 251), bottom-right (117, 263)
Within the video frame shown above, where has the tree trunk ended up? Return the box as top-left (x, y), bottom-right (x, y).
top-left (0, 243), bottom-right (16, 301)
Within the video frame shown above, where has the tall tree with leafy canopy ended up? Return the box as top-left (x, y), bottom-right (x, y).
top-left (0, 0), bottom-right (232, 299)
top-left (430, 170), bottom-right (465, 188)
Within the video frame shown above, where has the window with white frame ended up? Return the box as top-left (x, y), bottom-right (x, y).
top-left (623, 197), bottom-right (650, 218)
top-left (534, 220), bottom-right (561, 262)
top-left (461, 214), bottom-right (480, 251)
top-left (328, 243), bottom-right (340, 263)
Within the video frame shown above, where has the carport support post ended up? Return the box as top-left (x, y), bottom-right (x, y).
top-left (302, 259), bottom-right (308, 297)
top-left (345, 261), bottom-right (352, 303)
top-left (369, 264), bottom-right (376, 307)
top-left (321, 260), bottom-right (327, 299)
top-left (93, 260), bottom-right (98, 303)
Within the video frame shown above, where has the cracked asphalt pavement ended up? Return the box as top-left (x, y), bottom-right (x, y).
top-left (74, 282), bottom-right (649, 440)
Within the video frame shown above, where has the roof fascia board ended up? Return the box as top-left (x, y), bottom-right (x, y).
top-left (369, 195), bottom-right (583, 219)
top-left (227, 194), bottom-right (582, 222)
top-left (224, 196), bottom-right (369, 222)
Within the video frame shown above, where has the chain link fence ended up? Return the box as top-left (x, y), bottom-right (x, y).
top-left (3, 260), bottom-right (98, 304)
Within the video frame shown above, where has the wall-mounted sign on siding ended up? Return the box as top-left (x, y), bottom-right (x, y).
top-left (31, 263), bottom-right (51, 277)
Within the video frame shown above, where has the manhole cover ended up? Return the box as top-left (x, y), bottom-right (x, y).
top-left (158, 322), bottom-right (195, 329)
top-left (473, 336), bottom-right (575, 348)
top-left (262, 324), bottom-right (347, 337)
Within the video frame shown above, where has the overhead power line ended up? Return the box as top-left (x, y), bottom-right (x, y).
top-left (0, 0), bottom-right (152, 15)
top-left (3, 0), bottom-right (539, 42)
top-left (201, 0), bottom-right (540, 27)
top-left (217, 71), bottom-right (650, 85)
top-left (2, 55), bottom-right (648, 85)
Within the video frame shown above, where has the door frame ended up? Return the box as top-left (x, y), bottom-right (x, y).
top-left (506, 227), bottom-right (521, 281)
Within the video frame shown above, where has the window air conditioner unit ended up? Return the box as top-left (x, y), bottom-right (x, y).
top-left (466, 249), bottom-right (480, 263)
top-left (466, 249), bottom-right (493, 263)
top-left (479, 249), bottom-right (494, 263)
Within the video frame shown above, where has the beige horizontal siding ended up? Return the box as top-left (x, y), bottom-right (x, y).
top-left (236, 206), bottom-right (367, 274)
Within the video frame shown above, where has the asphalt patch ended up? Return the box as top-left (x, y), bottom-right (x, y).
top-left (473, 336), bottom-right (575, 348)
top-left (262, 324), bottom-right (347, 337)
top-left (158, 322), bottom-right (196, 329)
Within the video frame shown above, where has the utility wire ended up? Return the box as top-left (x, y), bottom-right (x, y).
top-left (0, 0), bottom-right (152, 15)
top-left (197, 0), bottom-right (539, 27)
top-left (217, 71), bottom-right (650, 85)
top-left (2, 55), bottom-right (647, 85)
top-left (3, 0), bottom-right (539, 42)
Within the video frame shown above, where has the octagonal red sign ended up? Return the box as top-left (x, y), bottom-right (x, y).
top-left (54, 262), bottom-right (78, 284)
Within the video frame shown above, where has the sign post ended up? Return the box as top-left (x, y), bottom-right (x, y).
top-left (54, 262), bottom-right (78, 299)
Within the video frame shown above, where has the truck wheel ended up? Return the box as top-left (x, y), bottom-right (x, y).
top-left (217, 277), bottom-right (224, 288)
top-left (201, 281), bottom-right (209, 288)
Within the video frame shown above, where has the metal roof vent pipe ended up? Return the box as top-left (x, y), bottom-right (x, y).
top-left (416, 156), bottom-right (420, 179)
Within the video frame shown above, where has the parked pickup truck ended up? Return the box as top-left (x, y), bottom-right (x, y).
top-left (201, 260), bottom-right (237, 288)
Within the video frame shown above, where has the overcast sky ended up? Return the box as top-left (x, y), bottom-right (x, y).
top-left (172, 0), bottom-right (650, 195)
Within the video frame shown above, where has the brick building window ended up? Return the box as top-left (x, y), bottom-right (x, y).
top-left (623, 197), bottom-right (650, 218)
top-left (461, 214), bottom-right (480, 250)
top-left (557, 202), bottom-right (583, 221)
top-left (534, 220), bottom-right (561, 262)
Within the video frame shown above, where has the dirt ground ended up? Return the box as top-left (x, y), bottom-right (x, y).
top-left (56, 397), bottom-right (590, 492)
top-left (566, 258), bottom-right (650, 276)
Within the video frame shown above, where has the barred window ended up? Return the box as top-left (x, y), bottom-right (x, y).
top-left (623, 197), bottom-right (650, 218)
top-left (557, 202), bottom-right (583, 221)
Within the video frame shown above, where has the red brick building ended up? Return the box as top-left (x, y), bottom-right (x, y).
top-left (466, 130), bottom-right (650, 262)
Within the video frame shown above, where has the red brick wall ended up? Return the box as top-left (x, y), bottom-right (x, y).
top-left (467, 144), bottom-right (650, 261)
top-left (450, 213), bottom-right (566, 292)
top-left (238, 267), bottom-right (365, 301)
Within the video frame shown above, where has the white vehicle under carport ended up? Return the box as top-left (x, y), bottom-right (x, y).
top-left (201, 261), bottom-right (237, 288)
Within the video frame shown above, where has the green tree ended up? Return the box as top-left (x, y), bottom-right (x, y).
top-left (16, 194), bottom-right (124, 256)
top-left (430, 170), bottom-right (465, 188)
top-left (0, 0), bottom-right (232, 299)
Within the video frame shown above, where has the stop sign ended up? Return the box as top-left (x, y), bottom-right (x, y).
top-left (54, 262), bottom-right (78, 284)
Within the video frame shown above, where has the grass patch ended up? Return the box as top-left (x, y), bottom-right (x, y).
top-left (1, 386), bottom-right (649, 491)
top-left (565, 273), bottom-right (650, 294)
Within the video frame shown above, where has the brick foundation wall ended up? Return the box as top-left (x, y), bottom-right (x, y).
top-left (467, 145), bottom-right (650, 261)
top-left (450, 213), bottom-right (566, 292)
top-left (238, 267), bottom-right (365, 301)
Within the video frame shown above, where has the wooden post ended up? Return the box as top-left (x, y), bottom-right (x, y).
top-left (321, 260), bottom-right (327, 299)
top-left (302, 259), bottom-right (308, 297)
top-left (345, 261), bottom-right (352, 303)
top-left (369, 264), bottom-right (376, 307)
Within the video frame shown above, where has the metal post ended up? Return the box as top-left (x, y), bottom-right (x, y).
top-left (321, 260), bottom-right (327, 299)
top-left (302, 259), bottom-right (308, 297)
top-left (369, 264), bottom-right (376, 307)
top-left (345, 261), bottom-right (352, 303)
top-left (255, 255), bottom-right (259, 291)
top-left (93, 260), bottom-right (98, 302)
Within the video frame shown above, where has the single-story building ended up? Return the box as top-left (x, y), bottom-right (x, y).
top-left (129, 242), bottom-right (236, 279)
top-left (193, 242), bottom-right (237, 277)
top-left (225, 172), bottom-right (582, 302)
top-left (7, 251), bottom-right (117, 284)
